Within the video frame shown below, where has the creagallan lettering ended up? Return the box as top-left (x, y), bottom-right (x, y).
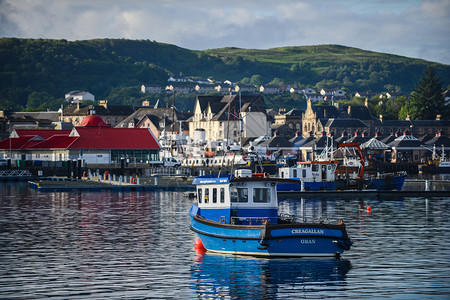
top-left (292, 228), bottom-right (324, 234)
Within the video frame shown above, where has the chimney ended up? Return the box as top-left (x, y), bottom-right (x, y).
top-left (321, 131), bottom-right (326, 137)
top-left (347, 106), bottom-right (351, 115)
top-left (354, 129), bottom-right (361, 137)
top-left (365, 98), bottom-right (369, 107)
top-left (76, 101), bottom-right (80, 110)
top-left (341, 130), bottom-right (348, 137)
top-left (362, 130), bottom-right (368, 137)
top-left (375, 129), bottom-right (382, 137)
top-left (99, 100), bottom-right (108, 109)
top-left (436, 114), bottom-right (441, 120)
top-left (403, 130), bottom-right (410, 136)
top-left (379, 114), bottom-right (383, 122)
top-left (406, 115), bottom-right (410, 121)
top-left (395, 129), bottom-right (401, 137)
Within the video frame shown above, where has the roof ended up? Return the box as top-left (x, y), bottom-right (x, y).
top-left (63, 103), bottom-right (136, 116)
top-left (196, 95), bottom-right (267, 122)
top-left (325, 118), bottom-right (369, 128)
top-left (388, 134), bottom-right (423, 149)
top-left (259, 136), bottom-right (293, 148)
top-left (79, 115), bottom-right (109, 127)
top-left (0, 128), bottom-right (160, 150)
top-left (362, 138), bottom-right (390, 150)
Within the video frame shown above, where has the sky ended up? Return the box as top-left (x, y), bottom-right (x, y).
top-left (1, 0), bottom-right (449, 64)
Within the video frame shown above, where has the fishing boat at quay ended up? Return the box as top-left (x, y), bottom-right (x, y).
top-left (189, 169), bottom-right (353, 257)
top-left (277, 141), bottom-right (407, 192)
top-left (277, 160), bottom-right (407, 192)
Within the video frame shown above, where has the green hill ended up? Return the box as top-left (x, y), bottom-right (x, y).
top-left (0, 38), bottom-right (448, 112)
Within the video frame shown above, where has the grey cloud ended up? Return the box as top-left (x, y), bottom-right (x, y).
top-left (0, 0), bottom-right (448, 64)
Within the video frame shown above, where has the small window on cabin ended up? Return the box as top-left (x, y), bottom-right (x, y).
top-left (212, 188), bottom-right (217, 203)
top-left (253, 188), bottom-right (271, 203)
top-left (205, 188), bottom-right (209, 203)
top-left (293, 169), bottom-right (297, 178)
top-left (230, 187), bottom-right (248, 203)
top-left (198, 188), bottom-right (202, 204)
top-left (220, 188), bottom-right (225, 203)
top-left (302, 169), bottom-right (307, 178)
top-left (312, 164), bottom-right (319, 172)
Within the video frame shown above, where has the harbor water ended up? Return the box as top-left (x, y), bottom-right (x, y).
top-left (0, 182), bottom-right (449, 299)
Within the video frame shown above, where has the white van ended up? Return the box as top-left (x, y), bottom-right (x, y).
top-left (163, 157), bottom-right (181, 167)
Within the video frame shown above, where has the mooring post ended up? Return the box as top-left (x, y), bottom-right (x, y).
top-left (425, 180), bottom-right (430, 191)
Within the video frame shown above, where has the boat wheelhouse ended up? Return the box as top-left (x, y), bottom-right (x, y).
top-left (189, 169), bottom-right (352, 257)
top-left (277, 161), bottom-right (339, 191)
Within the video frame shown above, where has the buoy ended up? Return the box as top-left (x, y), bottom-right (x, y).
top-left (194, 238), bottom-right (206, 255)
top-left (367, 206), bottom-right (372, 212)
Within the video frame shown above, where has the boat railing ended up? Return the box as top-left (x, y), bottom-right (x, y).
top-left (278, 213), bottom-right (344, 225)
top-left (369, 170), bottom-right (407, 179)
top-left (231, 216), bottom-right (274, 225)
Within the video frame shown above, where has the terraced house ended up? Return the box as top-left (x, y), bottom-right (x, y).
top-left (189, 94), bottom-right (269, 143)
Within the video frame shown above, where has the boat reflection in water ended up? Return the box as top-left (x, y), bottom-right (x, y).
top-left (191, 253), bottom-right (351, 298)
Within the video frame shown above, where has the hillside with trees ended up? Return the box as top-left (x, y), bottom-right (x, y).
top-left (0, 38), bottom-right (449, 118)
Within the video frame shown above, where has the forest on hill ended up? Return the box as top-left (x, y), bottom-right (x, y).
top-left (0, 38), bottom-right (449, 115)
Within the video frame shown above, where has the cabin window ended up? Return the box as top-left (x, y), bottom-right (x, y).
top-left (312, 164), bottom-right (319, 172)
top-left (302, 169), bottom-right (306, 178)
top-left (230, 187), bottom-right (248, 203)
top-left (212, 188), bottom-right (217, 203)
top-left (198, 188), bottom-right (202, 204)
top-left (293, 169), bottom-right (297, 178)
top-left (253, 188), bottom-right (271, 203)
top-left (205, 188), bottom-right (209, 203)
top-left (220, 188), bottom-right (225, 203)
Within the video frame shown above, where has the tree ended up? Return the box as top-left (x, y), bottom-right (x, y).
top-left (406, 67), bottom-right (446, 120)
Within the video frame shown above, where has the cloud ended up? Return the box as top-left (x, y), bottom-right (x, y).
top-left (0, 0), bottom-right (449, 64)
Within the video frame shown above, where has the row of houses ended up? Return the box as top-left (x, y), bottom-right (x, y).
top-left (1, 94), bottom-right (449, 166)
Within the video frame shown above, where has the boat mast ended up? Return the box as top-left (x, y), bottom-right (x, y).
top-left (219, 91), bottom-right (233, 177)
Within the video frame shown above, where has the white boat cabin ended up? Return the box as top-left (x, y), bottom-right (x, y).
top-left (193, 169), bottom-right (279, 225)
top-left (278, 161), bottom-right (338, 182)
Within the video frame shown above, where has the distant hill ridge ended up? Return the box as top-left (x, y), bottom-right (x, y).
top-left (0, 38), bottom-right (449, 110)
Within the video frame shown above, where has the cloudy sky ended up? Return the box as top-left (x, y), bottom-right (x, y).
top-left (1, 0), bottom-right (449, 64)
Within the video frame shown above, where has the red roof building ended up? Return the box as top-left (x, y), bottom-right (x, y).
top-left (0, 115), bottom-right (161, 165)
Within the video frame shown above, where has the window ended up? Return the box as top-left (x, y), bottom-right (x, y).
top-left (212, 188), bottom-right (217, 203)
top-left (198, 188), bottom-right (202, 204)
top-left (205, 188), bottom-right (209, 203)
top-left (220, 188), bottom-right (225, 203)
top-left (253, 188), bottom-right (271, 203)
top-left (230, 187), bottom-right (248, 203)
top-left (293, 169), bottom-right (297, 178)
top-left (302, 169), bottom-right (307, 178)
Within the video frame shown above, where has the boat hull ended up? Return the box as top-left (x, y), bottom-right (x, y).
top-left (276, 180), bottom-right (337, 192)
top-left (191, 215), bottom-right (351, 257)
top-left (276, 173), bottom-right (406, 192)
top-left (365, 173), bottom-right (407, 190)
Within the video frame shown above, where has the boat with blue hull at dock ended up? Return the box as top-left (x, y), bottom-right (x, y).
top-left (277, 160), bottom-right (407, 192)
top-left (189, 169), bottom-right (352, 257)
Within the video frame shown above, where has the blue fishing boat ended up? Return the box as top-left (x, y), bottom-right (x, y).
top-left (277, 160), bottom-right (407, 191)
top-left (189, 169), bottom-right (352, 257)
